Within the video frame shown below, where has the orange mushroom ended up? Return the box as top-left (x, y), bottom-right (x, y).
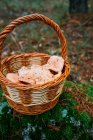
top-left (6, 73), bottom-right (19, 83)
top-left (6, 55), bottom-right (64, 85)
top-left (47, 55), bottom-right (64, 72)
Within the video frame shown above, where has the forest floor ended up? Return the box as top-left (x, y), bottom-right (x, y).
top-left (63, 14), bottom-right (93, 85)
top-left (0, 0), bottom-right (93, 85)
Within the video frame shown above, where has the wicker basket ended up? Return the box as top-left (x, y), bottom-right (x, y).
top-left (0, 14), bottom-right (70, 115)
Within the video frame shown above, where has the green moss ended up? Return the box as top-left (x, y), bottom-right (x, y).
top-left (79, 112), bottom-right (91, 128)
top-left (0, 81), bottom-right (93, 139)
top-left (60, 125), bottom-right (73, 140)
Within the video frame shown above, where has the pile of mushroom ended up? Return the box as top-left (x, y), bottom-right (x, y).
top-left (6, 55), bottom-right (64, 85)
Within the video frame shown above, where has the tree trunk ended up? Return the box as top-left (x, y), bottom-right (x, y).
top-left (69, 0), bottom-right (88, 13)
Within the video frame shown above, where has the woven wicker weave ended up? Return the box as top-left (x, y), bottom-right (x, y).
top-left (0, 14), bottom-right (70, 115)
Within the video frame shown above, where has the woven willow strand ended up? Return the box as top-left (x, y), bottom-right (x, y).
top-left (0, 14), bottom-right (67, 60)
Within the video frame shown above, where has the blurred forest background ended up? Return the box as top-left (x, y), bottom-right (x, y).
top-left (0, 0), bottom-right (93, 85)
top-left (0, 0), bottom-right (93, 140)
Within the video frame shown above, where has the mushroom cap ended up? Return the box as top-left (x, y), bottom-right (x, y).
top-left (18, 66), bottom-right (34, 84)
top-left (18, 66), bottom-right (31, 77)
top-left (18, 64), bottom-right (53, 85)
top-left (47, 55), bottom-right (64, 72)
top-left (6, 73), bottom-right (19, 83)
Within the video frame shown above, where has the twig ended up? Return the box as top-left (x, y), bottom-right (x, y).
top-left (11, 31), bottom-right (24, 52)
top-left (81, 17), bottom-right (93, 26)
top-left (64, 81), bottom-right (93, 117)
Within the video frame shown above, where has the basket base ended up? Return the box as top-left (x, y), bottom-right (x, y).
top-left (7, 98), bottom-right (59, 115)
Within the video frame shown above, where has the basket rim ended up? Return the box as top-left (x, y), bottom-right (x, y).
top-left (0, 52), bottom-right (70, 90)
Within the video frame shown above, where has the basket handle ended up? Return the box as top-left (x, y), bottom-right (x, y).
top-left (0, 14), bottom-right (67, 60)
